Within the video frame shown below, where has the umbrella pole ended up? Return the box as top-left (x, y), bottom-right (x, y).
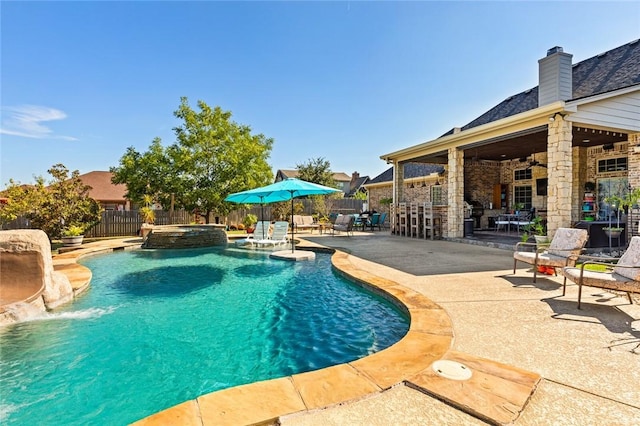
top-left (261, 202), bottom-right (266, 240)
top-left (291, 196), bottom-right (295, 253)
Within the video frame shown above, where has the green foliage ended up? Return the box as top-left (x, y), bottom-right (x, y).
top-left (379, 197), bottom-right (393, 206)
top-left (111, 97), bottom-right (274, 223)
top-left (295, 157), bottom-right (336, 188)
top-left (242, 214), bottom-right (258, 228)
top-left (522, 216), bottom-right (545, 236)
top-left (0, 164), bottom-right (102, 239)
top-left (62, 225), bottom-right (85, 236)
top-left (271, 201), bottom-right (304, 221)
top-left (353, 190), bottom-right (368, 200)
top-left (139, 194), bottom-right (156, 224)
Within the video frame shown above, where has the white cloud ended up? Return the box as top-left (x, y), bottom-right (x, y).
top-left (0, 105), bottom-right (77, 141)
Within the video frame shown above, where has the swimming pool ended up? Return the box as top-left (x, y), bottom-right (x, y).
top-left (0, 247), bottom-right (409, 425)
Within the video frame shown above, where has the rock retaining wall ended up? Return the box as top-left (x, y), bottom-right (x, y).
top-left (142, 224), bottom-right (229, 249)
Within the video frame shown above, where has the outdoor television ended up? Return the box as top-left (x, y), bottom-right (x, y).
top-left (536, 178), bottom-right (548, 196)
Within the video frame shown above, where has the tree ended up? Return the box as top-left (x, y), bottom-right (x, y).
top-left (0, 164), bottom-right (102, 239)
top-left (110, 137), bottom-right (176, 209)
top-left (110, 98), bottom-right (274, 223)
top-left (296, 157), bottom-right (336, 188)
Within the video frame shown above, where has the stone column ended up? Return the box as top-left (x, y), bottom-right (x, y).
top-left (547, 115), bottom-right (573, 236)
top-left (628, 134), bottom-right (640, 238)
top-left (628, 133), bottom-right (640, 190)
top-left (447, 147), bottom-right (464, 238)
top-left (393, 160), bottom-right (404, 203)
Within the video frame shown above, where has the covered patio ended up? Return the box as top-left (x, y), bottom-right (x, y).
top-left (379, 41), bottom-right (640, 245)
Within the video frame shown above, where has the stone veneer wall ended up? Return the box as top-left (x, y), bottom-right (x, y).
top-left (447, 147), bottom-right (464, 238)
top-left (142, 225), bottom-right (229, 249)
top-left (546, 117), bottom-right (573, 235)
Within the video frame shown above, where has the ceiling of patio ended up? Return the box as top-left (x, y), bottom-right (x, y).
top-left (408, 125), bottom-right (629, 164)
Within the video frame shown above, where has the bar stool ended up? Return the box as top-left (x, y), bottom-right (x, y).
top-left (423, 202), bottom-right (440, 240)
top-left (398, 203), bottom-right (408, 236)
top-left (409, 202), bottom-right (420, 238)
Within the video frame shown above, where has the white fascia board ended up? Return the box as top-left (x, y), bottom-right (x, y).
top-left (380, 101), bottom-right (566, 163)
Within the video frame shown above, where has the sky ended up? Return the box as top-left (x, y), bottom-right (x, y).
top-left (1, 1), bottom-right (639, 186)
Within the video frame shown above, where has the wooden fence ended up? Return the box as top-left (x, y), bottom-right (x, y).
top-left (225, 198), bottom-right (364, 225)
top-left (1, 210), bottom-right (194, 238)
top-left (85, 210), bottom-right (193, 237)
top-left (2, 199), bottom-right (364, 237)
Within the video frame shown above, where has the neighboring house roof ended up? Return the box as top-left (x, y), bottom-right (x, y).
top-left (77, 171), bottom-right (127, 203)
top-left (345, 175), bottom-right (370, 197)
top-left (442, 39), bottom-right (640, 135)
top-left (367, 163), bottom-right (445, 184)
top-left (275, 169), bottom-right (352, 183)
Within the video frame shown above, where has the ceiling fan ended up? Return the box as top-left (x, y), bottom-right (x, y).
top-left (521, 153), bottom-right (547, 169)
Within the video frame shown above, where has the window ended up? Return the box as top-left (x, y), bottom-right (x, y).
top-left (513, 185), bottom-right (532, 210)
top-left (431, 185), bottom-right (446, 206)
top-left (598, 157), bottom-right (627, 173)
top-left (514, 169), bottom-right (532, 181)
top-left (597, 177), bottom-right (629, 221)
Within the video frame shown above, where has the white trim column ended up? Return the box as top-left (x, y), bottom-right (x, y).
top-left (547, 115), bottom-right (573, 236)
top-left (447, 147), bottom-right (464, 238)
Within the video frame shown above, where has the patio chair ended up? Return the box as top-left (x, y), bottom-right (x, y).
top-left (368, 213), bottom-right (381, 231)
top-left (331, 214), bottom-right (354, 236)
top-left (513, 227), bottom-right (588, 283)
top-left (379, 212), bottom-right (388, 230)
top-left (563, 236), bottom-right (640, 309)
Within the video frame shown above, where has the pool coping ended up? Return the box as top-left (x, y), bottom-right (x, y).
top-left (52, 239), bottom-right (541, 426)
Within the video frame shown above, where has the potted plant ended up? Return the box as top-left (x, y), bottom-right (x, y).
top-left (242, 214), bottom-right (258, 233)
top-left (61, 224), bottom-right (85, 247)
top-left (512, 202), bottom-right (525, 215)
top-left (603, 195), bottom-right (623, 238)
top-left (520, 216), bottom-right (548, 245)
top-left (139, 195), bottom-right (156, 239)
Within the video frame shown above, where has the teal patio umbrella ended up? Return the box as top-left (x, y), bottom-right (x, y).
top-left (225, 178), bottom-right (340, 252)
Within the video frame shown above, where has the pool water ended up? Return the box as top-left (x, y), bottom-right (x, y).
top-left (0, 248), bottom-right (409, 425)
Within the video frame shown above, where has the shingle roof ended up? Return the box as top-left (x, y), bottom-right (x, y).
top-left (367, 163), bottom-right (445, 184)
top-left (77, 171), bottom-right (127, 202)
top-left (345, 176), bottom-right (370, 197)
top-left (443, 39), bottom-right (640, 135)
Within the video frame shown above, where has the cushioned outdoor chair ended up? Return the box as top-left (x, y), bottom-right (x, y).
top-left (513, 227), bottom-right (589, 283)
top-left (331, 214), bottom-right (354, 236)
top-left (563, 236), bottom-right (640, 309)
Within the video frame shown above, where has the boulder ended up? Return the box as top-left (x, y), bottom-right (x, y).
top-left (0, 229), bottom-right (73, 325)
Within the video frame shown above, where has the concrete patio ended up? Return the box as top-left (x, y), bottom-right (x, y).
top-left (286, 231), bottom-right (640, 425)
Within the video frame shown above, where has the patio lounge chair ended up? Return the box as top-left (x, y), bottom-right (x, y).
top-left (513, 227), bottom-right (588, 283)
top-left (236, 221), bottom-right (270, 247)
top-left (331, 215), bottom-right (354, 236)
top-left (253, 221), bottom-right (289, 248)
top-left (563, 236), bottom-right (640, 309)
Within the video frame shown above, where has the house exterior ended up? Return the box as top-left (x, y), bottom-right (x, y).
top-left (381, 40), bottom-right (640, 239)
top-left (365, 163), bottom-right (444, 210)
top-left (274, 169), bottom-right (357, 195)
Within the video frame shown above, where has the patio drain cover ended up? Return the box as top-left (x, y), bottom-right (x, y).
top-left (432, 360), bottom-right (472, 381)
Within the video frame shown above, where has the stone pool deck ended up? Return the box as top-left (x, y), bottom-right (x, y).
top-left (52, 233), bottom-right (640, 425)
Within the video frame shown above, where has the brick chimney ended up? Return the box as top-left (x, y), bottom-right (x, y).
top-left (538, 46), bottom-right (573, 106)
top-left (350, 172), bottom-right (360, 191)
